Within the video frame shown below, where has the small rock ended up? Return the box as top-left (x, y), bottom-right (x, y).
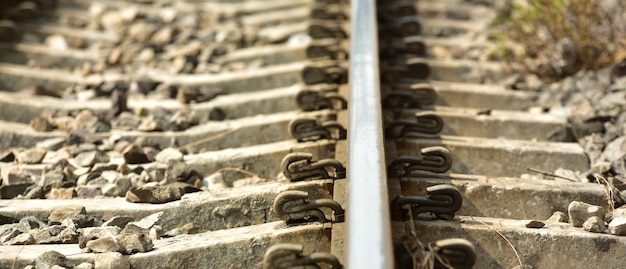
top-left (582, 216), bottom-right (606, 233)
top-left (6, 233), bottom-right (35, 245)
top-left (102, 216), bottom-right (134, 229)
top-left (0, 149), bottom-right (15, 162)
top-left (1, 166), bottom-right (31, 186)
top-left (75, 262), bottom-right (94, 269)
top-left (155, 148), bottom-right (184, 163)
top-left (30, 116), bottom-right (53, 132)
top-left (116, 233), bottom-right (153, 254)
top-left (86, 236), bottom-right (120, 253)
top-left (568, 201), bottom-right (606, 227)
top-left (34, 251), bottom-right (70, 269)
top-left (546, 211), bottom-right (569, 223)
top-left (209, 108), bottom-right (226, 121)
top-left (1, 229), bottom-right (20, 244)
top-left (202, 172), bottom-right (226, 191)
top-left (17, 216), bottom-right (44, 233)
top-left (17, 148), bottom-right (47, 164)
top-left (511, 265), bottom-right (533, 269)
top-left (122, 144), bottom-right (151, 164)
top-left (36, 137), bottom-right (67, 151)
top-left (80, 226), bottom-right (121, 239)
top-left (148, 225), bottom-right (163, 240)
top-left (164, 160), bottom-right (190, 183)
top-left (122, 212), bottom-right (162, 235)
top-left (46, 188), bottom-right (77, 199)
top-left (94, 252), bottom-right (129, 269)
top-left (74, 151), bottom-right (99, 167)
top-left (609, 217), bottom-right (626, 236)
top-left (75, 110), bottom-right (100, 132)
top-left (125, 184), bottom-right (186, 203)
top-left (48, 206), bottom-right (86, 224)
top-left (612, 207), bottom-right (626, 219)
top-left (76, 186), bottom-right (103, 198)
top-left (163, 222), bottom-right (196, 237)
top-left (137, 115), bottom-right (168, 132)
top-left (41, 170), bottom-right (66, 189)
top-left (102, 184), bottom-right (124, 197)
top-left (525, 220), bottom-right (545, 228)
top-left (57, 227), bottom-right (79, 244)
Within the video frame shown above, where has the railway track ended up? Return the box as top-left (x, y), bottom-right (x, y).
top-left (0, 0), bottom-right (625, 268)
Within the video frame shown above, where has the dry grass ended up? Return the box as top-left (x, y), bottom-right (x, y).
top-left (495, 0), bottom-right (626, 80)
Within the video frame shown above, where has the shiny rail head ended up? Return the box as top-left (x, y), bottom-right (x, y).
top-left (273, 190), bottom-right (345, 223)
top-left (391, 184), bottom-right (463, 221)
top-left (264, 243), bottom-right (343, 269)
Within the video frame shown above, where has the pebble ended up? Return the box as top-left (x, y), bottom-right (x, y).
top-left (125, 184), bottom-right (186, 203)
top-left (1, 166), bottom-right (31, 186)
top-left (546, 211), bottom-right (569, 223)
top-left (612, 207), bottom-right (626, 219)
top-left (86, 236), bottom-right (120, 253)
top-left (30, 116), bottom-right (53, 132)
top-left (36, 137), bottom-right (67, 151)
top-left (122, 144), bottom-right (151, 164)
top-left (6, 233), bottom-right (35, 245)
top-left (123, 212), bottom-right (162, 235)
top-left (48, 206), bottom-right (87, 224)
top-left (76, 186), bottom-right (103, 198)
top-left (46, 188), bottom-right (77, 199)
top-left (34, 251), bottom-right (70, 269)
top-left (94, 252), bottom-right (130, 269)
top-left (75, 151), bottom-right (99, 167)
top-left (568, 201), bottom-right (606, 227)
top-left (76, 262), bottom-right (95, 269)
top-left (0, 150), bottom-right (15, 162)
top-left (525, 220), bottom-right (545, 229)
top-left (80, 227), bottom-right (121, 239)
top-left (582, 216), bottom-right (606, 233)
top-left (609, 217), bottom-right (626, 236)
top-left (155, 148), bottom-right (184, 163)
top-left (17, 148), bottom-right (47, 164)
top-left (17, 216), bottom-right (44, 233)
top-left (116, 233), bottom-right (153, 254)
top-left (102, 216), bottom-right (134, 229)
top-left (163, 222), bottom-right (196, 237)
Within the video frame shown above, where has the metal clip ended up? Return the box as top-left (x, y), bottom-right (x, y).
top-left (428, 238), bottom-right (476, 269)
top-left (385, 112), bottom-right (443, 138)
top-left (281, 152), bottom-right (346, 181)
top-left (296, 88), bottom-right (347, 111)
top-left (0, 20), bottom-right (18, 41)
top-left (302, 65), bottom-right (348, 85)
top-left (388, 146), bottom-right (452, 176)
top-left (290, 117), bottom-right (347, 142)
top-left (311, 5), bottom-right (348, 20)
top-left (274, 190), bottom-right (345, 223)
top-left (308, 23), bottom-right (347, 39)
top-left (264, 243), bottom-right (343, 269)
top-left (391, 184), bottom-right (462, 221)
top-left (382, 89), bottom-right (436, 109)
top-left (382, 61), bottom-right (431, 82)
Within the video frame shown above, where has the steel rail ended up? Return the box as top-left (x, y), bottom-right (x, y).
top-left (346, 0), bottom-right (394, 268)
